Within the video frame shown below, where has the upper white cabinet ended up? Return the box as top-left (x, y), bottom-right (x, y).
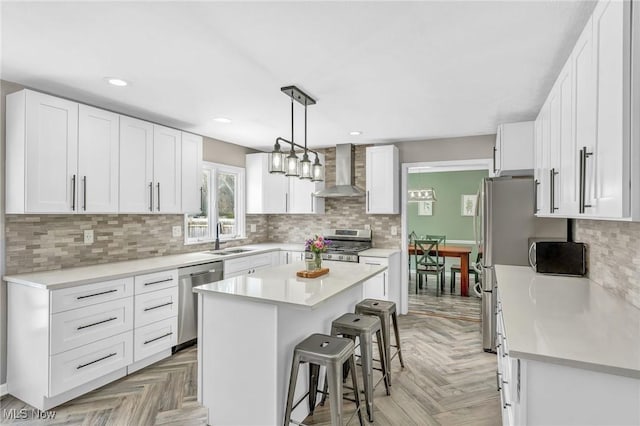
top-left (245, 153), bottom-right (325, 214)
top-left (494, 122), bottom-right (534, 176)
top-left (181, 132), bottom-right (203, 214)
top-left (7, 90), bottom-right (79, 213)
top-left (78, 105), bottom-right (120, 213)
top-left (119, 116), bottom-right (155, 213)
top-left (534, 0), bottom-right (638, 220)
top-left (153, 125), bottom-right (182, 213)
top-left (366, 145), bottom-right (399, 214)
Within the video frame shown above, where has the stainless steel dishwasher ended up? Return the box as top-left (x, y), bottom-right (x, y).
top-left (177, 261), bottom-right (223, 348)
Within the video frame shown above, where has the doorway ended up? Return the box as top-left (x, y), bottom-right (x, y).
top-left (399, 159), bottom-right (493, 317)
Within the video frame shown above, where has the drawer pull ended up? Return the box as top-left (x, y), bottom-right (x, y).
top-left (365, 262), bottom-right (381, 266)
top-left (77, 316), bottom-right (118, 330)
top-left (144, 302), bottom-right (173, 312)
top-left (495, 371), bottom-right (502, 391)
top-left (144, 332), bottom-right (173, 345)
top-left (77, 352), bottom-right (117, 369)
top-left (144, 278), bottom-right (173, 286)
top-left (77, 289), bottom-right (118, 300)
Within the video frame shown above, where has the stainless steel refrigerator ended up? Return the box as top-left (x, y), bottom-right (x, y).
top-left (474, 176), bottom-right (537, 352)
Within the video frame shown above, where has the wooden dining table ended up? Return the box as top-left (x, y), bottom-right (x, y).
top-left (408, 244), bottom-right (473, 297)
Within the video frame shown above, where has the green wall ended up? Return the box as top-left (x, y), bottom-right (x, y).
top-left (408, 170), bottom-right (488, 242)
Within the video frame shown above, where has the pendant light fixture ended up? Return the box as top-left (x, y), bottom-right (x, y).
top-left (270, 85), bottom-right (324, 182)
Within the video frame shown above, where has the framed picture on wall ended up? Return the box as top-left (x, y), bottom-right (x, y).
top-left (418, 201), bottom-right (433, 216)
top-left (461, 194), bottom-right (477, 216)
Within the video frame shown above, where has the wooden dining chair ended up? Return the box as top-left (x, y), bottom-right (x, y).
top-left (450, 252), bottom-right (482, 293)
top-left (414, 239), bottom-right (446, 296)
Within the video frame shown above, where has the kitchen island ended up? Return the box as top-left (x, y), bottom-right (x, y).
top-left (193, 260), bottom-right (387, 426)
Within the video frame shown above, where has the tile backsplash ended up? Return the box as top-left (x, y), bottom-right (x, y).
top-left (5, 214), bottom-right (267, 274)
top-left (574, 219), bottom-right (640, 309)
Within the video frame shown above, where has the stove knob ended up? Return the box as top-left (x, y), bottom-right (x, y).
top-left (339, 255), bottom-right (344, 261)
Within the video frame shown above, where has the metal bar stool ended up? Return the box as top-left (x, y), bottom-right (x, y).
top-left (283, 333), bottom-right (365, 426)
top-left (354, 299), bottom-right (405, 384)
top-left (322, 313), bottom-right (390, 422)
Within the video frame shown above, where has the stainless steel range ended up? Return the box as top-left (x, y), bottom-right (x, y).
top-left (308, 229), bottom-right (372, 263)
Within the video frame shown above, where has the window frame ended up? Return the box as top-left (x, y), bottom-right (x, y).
top-left (184, 161), bottom-right (246, 245)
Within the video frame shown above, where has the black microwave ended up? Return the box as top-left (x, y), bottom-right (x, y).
top-left (529, 241), bottom-right (587, 276)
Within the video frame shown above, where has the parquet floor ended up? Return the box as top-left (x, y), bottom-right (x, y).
top-left (1, 278), bottom-right (499, 425)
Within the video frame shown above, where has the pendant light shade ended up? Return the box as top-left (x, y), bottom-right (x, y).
top-left (312, 153), bottom-right (324, 182)
top-left (269, 140), bottom-right (285, 174)
top-left (408, 188), bottom-right (437, 202)
top-left (299, 152), bottom-right (312, 180)
top-left (285, 150), bottom-right (300, 177)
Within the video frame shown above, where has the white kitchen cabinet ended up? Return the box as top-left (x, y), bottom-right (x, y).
top-left (534, 104), bottom-right (550, 216)
top-left (281, 250), bottom-right (307, 264)
top-left (223, 252), bottom-right (275, 278)
top-left (78, 105), bottom-right (120, 213)
top-left (359, 257), bottom-right (388, 300)
top-left (181, 132), bottom-right (203, 214)
top-left (246, 153), bottom-right (324, 214)
top-left (153, 125), bottom-right (182, 213)
top-left (494, 122), bottom-right (535, 176)
top-left (366, 145), bottom-right (399, 214)
top-left (119, 116), bottom-right (155, 213)
top-left (533, 0), bottom-right (639, 220)
top-left (547, 79), bottom-right (562, 215)
top-left (6, 89), bottom-right (79, 213)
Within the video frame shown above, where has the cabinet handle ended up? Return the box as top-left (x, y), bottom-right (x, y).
top-left (149, 182), bottom-right (154, 212)
top-left (71, 175), bottom-right (77, 211)
top-left (77, 289), bottom-right (118, 300)
top-left (365, 262), bottom-right (381, 265)
top-left (533, 179), bottom-right (540, 213)
top-left (549, 168), bottom-right (558, 213)
top-left (157, 182), bottom-right (161, 211)
top-left (310, 193), bottom-right (314, 212)
top-left (200, 186), bottom-right (204, 212)
top-left (517, 359), bottom-right (521, 402)
top-left (578, 147), bottom-right (593, 213)
top-left (77, 316), bottom-right (118, 330)
top-left (285, 193), bottom-right (288, 213)
top-left (144, 278), bottom-right (173, 286)
top-left (144, 332), bottom-right (173, 345)
top-left (144, 302), bottom-right (173, 312)
top-left (366, 190), bottom-right (370, 212)
top-left (383, 273), bottom-right (386, 296)
top-left (493, 146), bottom-right (497, 173)
top-left (496, 371), bottom-right (502, 391)
top-left (83, 176), bottom-right (87, 211)
top-left (77, 352), bottom-right (117, 369)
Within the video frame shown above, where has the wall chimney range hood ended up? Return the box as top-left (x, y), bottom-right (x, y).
top-left (314, 144), bottom-right (365, 198)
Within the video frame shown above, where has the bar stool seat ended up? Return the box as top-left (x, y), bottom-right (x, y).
top-left (355, 299), bottom-right (405, 384)
top-left (283, 333), bottom-right (365, 426)
top-left (328, 313), bottom-right (390, 422)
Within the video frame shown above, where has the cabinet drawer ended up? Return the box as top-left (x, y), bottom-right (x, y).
top-left (134, 286), bottom-right (179, 328)
top-left (359, 257), bottom-right (389, 267)
top-left (50, 331), bottom-right (132, 396)
top-left (134, 316), bottom-right (177, 362)
top-left (51, 297), bottom-right (133, 355)
top-left (224, 253), bottom-right (272, 275)
top-left (134, 269), bottom-right (178, 295)
top-left (51, 277), bottom-right (133, 314)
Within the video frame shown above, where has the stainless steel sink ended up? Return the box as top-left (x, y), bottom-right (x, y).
top-left (208, 248), bottom-right (254, 256)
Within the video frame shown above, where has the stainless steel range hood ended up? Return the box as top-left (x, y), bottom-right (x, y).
top-left (314, 144), bottom-right (365, 198)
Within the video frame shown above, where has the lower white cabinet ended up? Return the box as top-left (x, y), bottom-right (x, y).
top-left (223, 253), bottom-right (275, 278)
top-left (359, 257), bottom-right (389, 300)
top-left (495, 288), bottom-right (640, 426)
top-left (281, 250), bottom-right (307, 265)
top-left (7, 267), bottom-right (179, 411)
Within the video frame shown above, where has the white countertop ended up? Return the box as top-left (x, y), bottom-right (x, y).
top-left (193, 261), bottom-right (386, 309)
top-left (359, 248), bottom-right (400, 258)
top-left (495, 265), bottom-right (640, 379)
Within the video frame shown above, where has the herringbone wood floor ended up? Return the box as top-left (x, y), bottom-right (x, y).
top-left (1, 288), bottom-right (499, 425)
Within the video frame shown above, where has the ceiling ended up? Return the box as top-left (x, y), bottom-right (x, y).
top-left (1, 1), bottom-right (596, 151)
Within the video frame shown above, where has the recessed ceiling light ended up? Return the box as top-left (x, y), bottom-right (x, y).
top-left (349, 131), bottom-right (362, 136)
top-left (213, 117), bottom-right (232, 124)
top-left (105, 77), bottom-right (128, 87)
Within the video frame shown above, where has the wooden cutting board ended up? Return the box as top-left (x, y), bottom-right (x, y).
top-left (296, 268), bottom-right (330, 278)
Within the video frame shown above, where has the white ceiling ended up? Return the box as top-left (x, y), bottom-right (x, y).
top-left (1, 1), bottom-right (595, 151)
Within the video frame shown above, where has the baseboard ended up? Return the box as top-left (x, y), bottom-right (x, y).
top-left (1, 383), bottom-right (7, 397)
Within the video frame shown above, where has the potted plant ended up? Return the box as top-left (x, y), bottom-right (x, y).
top-left (305, 235), bottom-right (331, 270)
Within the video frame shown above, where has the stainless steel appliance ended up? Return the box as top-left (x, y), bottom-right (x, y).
top-left (309, 229), bottom-right (373, 262)
top-left (177, 261), bottom-right (223, 347)
top-left (474, 176), bottom-right (538, 352)
top-left (528, 241), bottom-right (587, 276)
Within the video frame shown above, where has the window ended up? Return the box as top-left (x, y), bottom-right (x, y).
top-left (185, 162), bottom-right (245, 244)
